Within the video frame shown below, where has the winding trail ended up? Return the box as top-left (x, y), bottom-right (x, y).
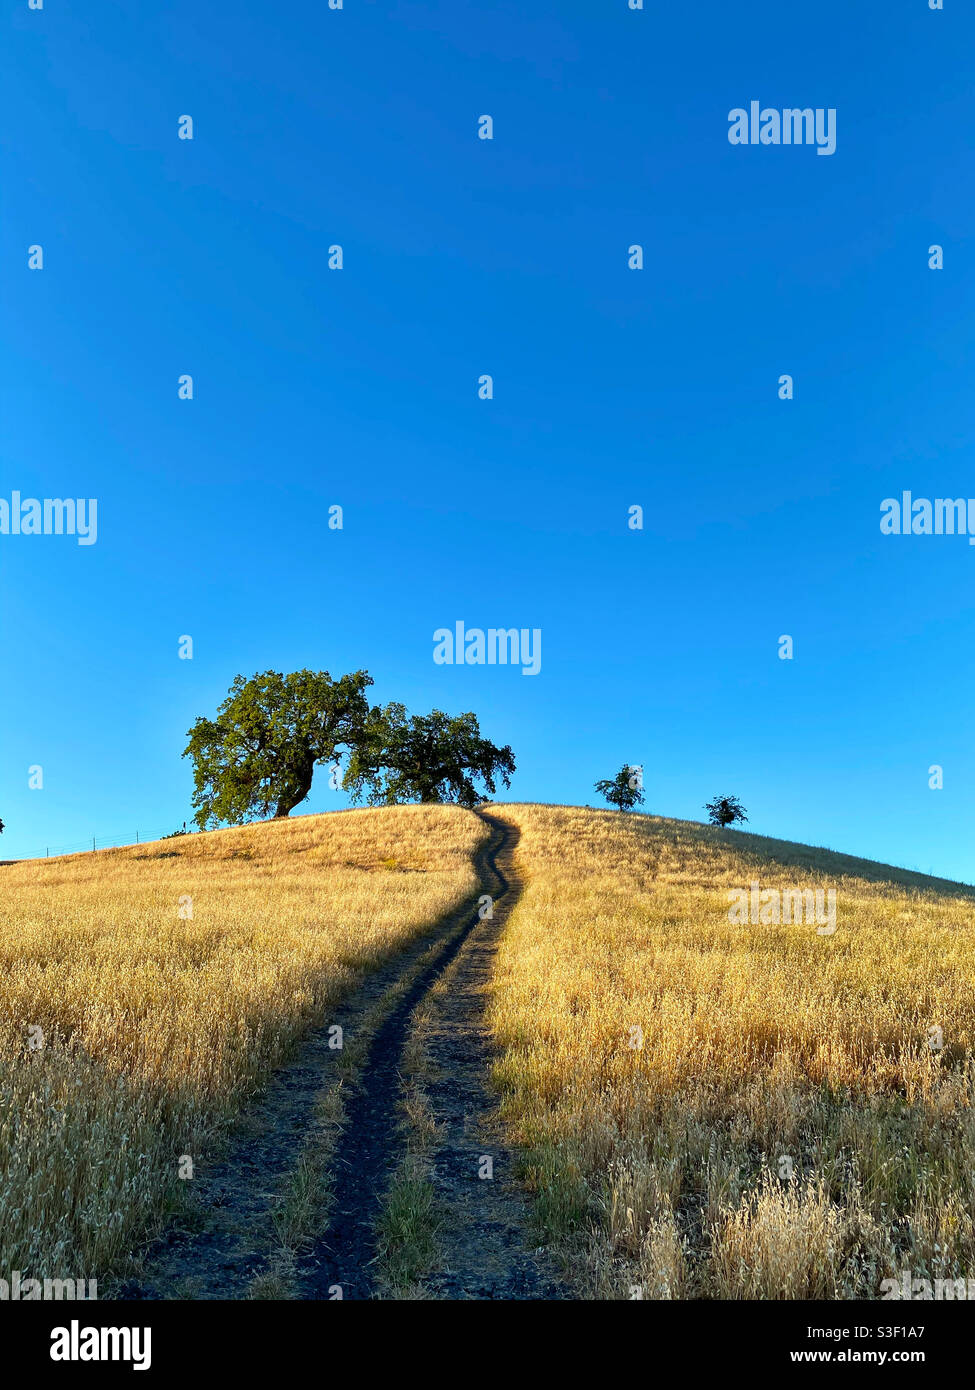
top-left (120, 808), bottom-right (564, 1302)
top-left (412, 811), bottom-right (566, 1299)
top-left (296, 812), bottom-right (512, 1298)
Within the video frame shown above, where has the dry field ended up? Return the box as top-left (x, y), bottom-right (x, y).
top-left (488, 804), bottom-right (975, 1299)
top-left (0, 805), bottom-right (486, 1281)
top-left (7, 798), bottom-right (974, 1303)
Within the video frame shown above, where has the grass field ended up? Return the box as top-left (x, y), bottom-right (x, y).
top-left (0, 805), bottom-right (485, 1281)
top-left (488, 805), bottom-right (975, 1299)
top-left (6, 799), bottom-right (974, 1301)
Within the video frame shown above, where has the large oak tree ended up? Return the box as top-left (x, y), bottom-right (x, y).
top-left (184, 668), bottom-right (373, 828)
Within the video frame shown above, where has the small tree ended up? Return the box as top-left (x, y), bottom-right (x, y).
top-left (184, 669), bottom-right (373, 828)
top-left (343, 703), bottom-right (515, 808)
top-left (594, 764), bottom-right (645, 812)
top-left (705, 794), bottom-right (748, 829)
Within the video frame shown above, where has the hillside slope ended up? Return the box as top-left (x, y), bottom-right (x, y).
top-left (488, 804), bottom-right (975, 1299)
top-left (4, 801), bottom-right (974, 1300)
top-left (0, 805), bottom-right (486, 1282)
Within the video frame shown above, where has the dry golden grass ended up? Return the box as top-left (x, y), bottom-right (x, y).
top-left (0, 805), bottom-right (486, 1281)
top-left (489, 804), bottom-right (975, 1299)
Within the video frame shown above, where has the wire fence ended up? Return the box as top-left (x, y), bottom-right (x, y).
top-left (9, 822), bottom-right (194, 862)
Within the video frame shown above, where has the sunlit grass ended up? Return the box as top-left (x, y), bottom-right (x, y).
top-left (0, 805), bottom-right (486, 1281)
top-left (489, 804), bottom-right (975, 1299)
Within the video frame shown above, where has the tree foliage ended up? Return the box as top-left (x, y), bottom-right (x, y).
top-left (594, 764), bottom-right (645, 812)
top-left (184, 672), bottom-right (515, 827)
top-left (704, 794), bottom-right (748, 828)
top-left (184, 669), bottom-right (373, 828)
top-left (343, 703), bottom-right (515, 809)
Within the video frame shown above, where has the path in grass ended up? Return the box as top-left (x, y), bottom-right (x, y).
top-left (119, 810), bottom-right (564, 1301)
top-left (404, 811), bottom-right (567, 1300)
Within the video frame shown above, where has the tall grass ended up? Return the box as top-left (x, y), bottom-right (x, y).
top-left (489, 804), bottom-right (975, 1298)
top-left (0, 805), bottom-right (485, 1281)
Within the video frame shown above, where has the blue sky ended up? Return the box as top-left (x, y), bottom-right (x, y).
top-left (4, 0), bottom-right (975, 879)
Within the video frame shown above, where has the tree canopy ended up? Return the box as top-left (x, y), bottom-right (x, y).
top-left (183, 672), bottom-right (515, 827)
top-left (343, 703), bottom-right (515, 809)
top-left (184, 669), bottom-right (373, 828)
top-left (594, 764), bottom-right (645, 812)
top-left (704, 794), bottom-right (748, 828)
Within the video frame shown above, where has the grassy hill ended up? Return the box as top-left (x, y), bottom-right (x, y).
top-left (488, 805), bottom-right (975, 1298)
top-left (3, 801), bottom-right (974, 1299)
top-left (0, 805), bottom-right (486, 1280)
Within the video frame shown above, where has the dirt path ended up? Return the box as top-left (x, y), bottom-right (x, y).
top-left (117, 809), bottom-right (565, 1302)
top-left (113, 896), bottom-right (478, 1300)
top-left (414, 811), bottom-right (566, 1299)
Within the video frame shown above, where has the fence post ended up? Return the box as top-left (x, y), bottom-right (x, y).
top-left (92, 837), bottom-right (96, 852)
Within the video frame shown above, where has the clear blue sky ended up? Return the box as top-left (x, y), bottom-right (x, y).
top-left (4, 0), bottom-right (974, 879)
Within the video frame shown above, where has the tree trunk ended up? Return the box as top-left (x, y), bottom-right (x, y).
top-left (273, 765), bottom-right (314, 818)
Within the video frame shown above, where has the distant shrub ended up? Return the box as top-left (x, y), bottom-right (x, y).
top-left (704, 795), bottom-right (748, 829)
top-left (594, 765), bottom-right (645, 813)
